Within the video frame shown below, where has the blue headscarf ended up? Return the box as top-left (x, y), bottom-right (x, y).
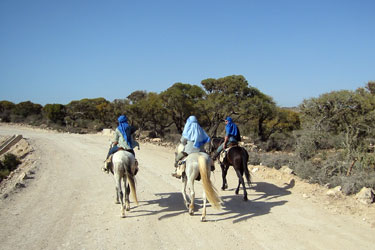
top-left (225, 116), bottom-right (238, 137)
top-left (182, 116), bottom-right (210, 148)
top-left (117, 115), bottom-right (133, 148)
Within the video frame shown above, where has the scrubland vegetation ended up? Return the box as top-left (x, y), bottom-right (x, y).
top-left (1, 75), bottom-right (375, 193)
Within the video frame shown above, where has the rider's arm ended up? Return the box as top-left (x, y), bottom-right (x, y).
top-left (223, 135), bottom-right (229, 149)
top-left (180, 136), bottom-right (188, 145)
top-left (112, 129), bottom-right (120, 145)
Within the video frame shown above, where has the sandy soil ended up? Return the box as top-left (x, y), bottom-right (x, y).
top-left (0, 124), bottom-right (374, 250)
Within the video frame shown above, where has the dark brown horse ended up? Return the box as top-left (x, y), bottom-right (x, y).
top-left (209, 137), bottom-right (251, 201)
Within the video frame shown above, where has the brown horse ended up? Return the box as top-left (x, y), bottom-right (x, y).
top-left (209, 137), bottom-right (251, 201)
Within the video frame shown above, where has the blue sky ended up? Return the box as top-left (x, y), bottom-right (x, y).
top-left (1, 0), bottom-right (374, 107)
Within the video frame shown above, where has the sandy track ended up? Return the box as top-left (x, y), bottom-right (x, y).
top-left (0, 124), bottom-right (374, 250)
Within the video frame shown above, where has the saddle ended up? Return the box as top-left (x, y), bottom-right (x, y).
top-left (175, 154), bottom-right (214, 181)
top-left (219, 142), bottom-right (238, 162)
top-left (102, 153), bottom-right (139, 176)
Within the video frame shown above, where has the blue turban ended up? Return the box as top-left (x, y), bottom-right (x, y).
top-left (117, 115), bottom-right (132, 148)
top-left (182, 116), bottom-right (210, 148)
top-left (225, 116), bottom-right (238, 137)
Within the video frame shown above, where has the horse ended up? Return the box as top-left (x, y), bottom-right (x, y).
top-left (110, 150), bottom-right (138, 218)
top-left (209, 137), bottom-right (251, 201)
top-left (176, 143), bottom-right (222, 222)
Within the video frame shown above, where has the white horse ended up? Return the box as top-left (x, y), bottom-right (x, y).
top-left (176, 144), bottom-right (222, 222)
top-left (111, 150), bottom-right (138, 218)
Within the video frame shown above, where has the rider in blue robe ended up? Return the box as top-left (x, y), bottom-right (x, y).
top-left (103, 115), bottom-right (138, 173)
top-left (213, 116), bottom-right (241, 160)
top-left (172, 115), bottom-right (211, 178)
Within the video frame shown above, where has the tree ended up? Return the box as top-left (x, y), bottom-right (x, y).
top-left (43, 104), bottom-right (66, 124)
top-left (126, 92), bottom-right (149, 133)
top-left (13, 101), bottom-right (42, 118)
top-left (160, 83), bottom-right (205, 133)
top-left (238, 94), bottom-right (278, 141)
top-left (300, 88), bottom-right (375, 162)
top-left (127, 90), bottom-right (147, 104)
top-left (201, 75), bottom-right (250, 136)
top-left (0, 101), bottom-right (15, 122)
top-left (110, 99), bottom-right (131, 127)
top-left (365, 81), bottom-right (375, 95)
top-left (201, 75), bottom-right (278, 140)
top-left (143, 92), bottom-right (172, 136)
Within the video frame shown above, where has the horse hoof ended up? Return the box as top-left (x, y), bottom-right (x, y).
top-left (243, 196), bottom-right (248, 201)
top-left (121, 214), bottom-right (126, 218)
top-left (189, 209), bottom-right (194, 215)
top-left (221, 187), bottom-right (226, 191)
top-left (115, 201), bottom-right (120, 204)
top-left (235, 190), bottom-right (239, 195)
top-left (201, 217), bottom-right (206, 222)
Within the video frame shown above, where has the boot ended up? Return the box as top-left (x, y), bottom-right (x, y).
top-left (171, 167), bottom-right (181, 179)
top-left (211, 162), bottom-right (215, 171)
top-left (102, 159), bottom-right (111, 174)
top-left (212, 151), bottom-right (220, 161)
top-left (132, 159), bottom-right (139, 176)
top-left (102, 155), bottom-right (113, 174)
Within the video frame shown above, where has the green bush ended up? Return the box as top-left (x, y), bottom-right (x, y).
top-left (0, 153), bottom-right (21, 182)
top-left (265, 132), bottom-right (296, 151)
top-left (260, 153), bottom-right (295, 170)
top-left (295, 133), bottom-right (317, 161)
top-left (247, 151), bottom-right (261, 165)
top-left (247, 152), bottom-right (297, 170)
top-left (332, 171), bottom-right (375, 195)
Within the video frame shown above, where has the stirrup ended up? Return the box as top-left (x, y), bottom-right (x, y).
top-left (171, 172), bottom-right (181, 179)
top-left (211, 164), bottom-right (215, 171)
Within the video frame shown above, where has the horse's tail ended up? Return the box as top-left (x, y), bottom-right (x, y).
top-left (127, 174), bottom-right (138, 205)
top-left (198, 156), bottom-right (222, 210)
top-left (242, 148), bottom-right (251, 188)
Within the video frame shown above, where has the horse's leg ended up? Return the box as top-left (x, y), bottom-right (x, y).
top-left (242, 148), bottom-right (251, 188)
top-left (201, 190), bottom-right (207, 222)
top-left (124, 174), bottom-right (130, 211)
top-left (220, 163), bottom-right (229, 190)
top-left (235, 169), bottom-right (248, 201)
top-left (235, 179), bottom-right (241, 195)
top-left (181, 176), bottom-right (189, 209)
top-left (115, 186), bottom-right (120, 204)
top-left (188, 178), bottom-right (195, 215)
top-left (114, 173), bottom-right (125, 217)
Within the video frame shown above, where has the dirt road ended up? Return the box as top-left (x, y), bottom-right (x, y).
top-left (0, 124), bottom-right (374, 250)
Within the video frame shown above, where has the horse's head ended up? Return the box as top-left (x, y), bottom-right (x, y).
top-left (208, 137), bottom-right (224, 156)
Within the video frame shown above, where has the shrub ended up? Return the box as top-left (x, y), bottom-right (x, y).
top-left (247, 151), bottom-right (261, 165)
top-left (265, 132), bottom-right (296, 151)
top-left (163, 133), bottom-right (181, 144)
top-left (260, 153), bottom-right (296, 170)
top-left (332, 171), bottom-right (375, 195)
top-left (0, 153), bottom-right (21, 182)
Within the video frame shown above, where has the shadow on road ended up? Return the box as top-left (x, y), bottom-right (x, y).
top-left (213, 181), bottom-right (293, 223)
top-left (129, 180), bottom-right (293, 223)
top-left (130, 192), bottom-right (187, 219)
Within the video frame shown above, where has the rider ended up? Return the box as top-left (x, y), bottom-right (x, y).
top-left (212, 116), bottom-right (241, 160)
top-left (103, 115), bottom-right (138, 173)
top-left (172, 115), bottom-right (210, 178)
